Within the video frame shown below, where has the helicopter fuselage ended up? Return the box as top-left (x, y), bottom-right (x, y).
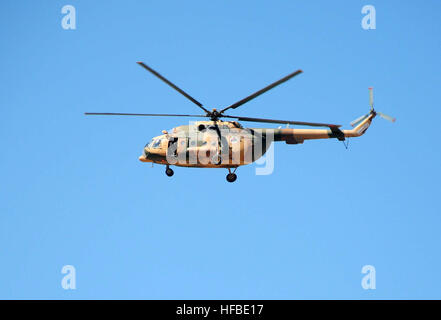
top-left (139, 120), bottom-right (271, 168)
top-left (138, 114), bottom-right (375, 168)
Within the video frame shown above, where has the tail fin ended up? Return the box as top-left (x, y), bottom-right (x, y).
top-left (344, 111), bottom-right (376, 137)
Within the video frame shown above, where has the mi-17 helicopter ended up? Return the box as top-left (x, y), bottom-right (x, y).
top-left (85, 62), bottom-right (395, 182)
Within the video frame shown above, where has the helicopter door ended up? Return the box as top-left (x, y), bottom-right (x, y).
top-left (167, 137), bottom-right (178, 158)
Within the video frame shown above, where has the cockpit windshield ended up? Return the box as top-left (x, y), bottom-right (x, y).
top-left (145, 139), bottom-right (153, 148)
top-left (145, 138), bottom-right (162, 149)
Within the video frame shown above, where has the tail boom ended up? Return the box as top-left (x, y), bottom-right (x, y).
top-left (273, 112), bottom-right (376, 144)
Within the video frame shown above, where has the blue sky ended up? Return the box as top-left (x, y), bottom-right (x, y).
top-left (1, 0), bottom-right (440, 299)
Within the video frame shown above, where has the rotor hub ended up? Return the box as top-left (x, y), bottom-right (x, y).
top-left (209, 108), bottom-right (221, 121)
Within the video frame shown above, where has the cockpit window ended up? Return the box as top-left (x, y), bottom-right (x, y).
top-left (146, 138), bottom-right (162, 149)
top-left (152, 139), bottom-right (162, 148)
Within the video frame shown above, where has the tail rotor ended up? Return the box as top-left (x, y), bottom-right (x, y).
top-left (369, 87), bottom-right (374, 111)
top-left (351, 87), bottom-right (396, 127)
top-left (377, 111), bottom-right (396, 122)
top-left (350, 113), bottom-right (370, 127)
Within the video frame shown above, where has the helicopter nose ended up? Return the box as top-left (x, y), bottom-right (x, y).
top-left (139, 148), bottom-right (150, 162)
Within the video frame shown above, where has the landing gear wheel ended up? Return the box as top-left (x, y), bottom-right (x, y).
top-left (226, 173), bottom-right (237, 183)
top-left (165, 166), bottom-right (174, 177)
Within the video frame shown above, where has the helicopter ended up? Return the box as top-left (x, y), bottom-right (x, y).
top-left (85, 62), bottom-right (395, 182)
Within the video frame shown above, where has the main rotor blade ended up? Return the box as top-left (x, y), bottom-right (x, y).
top-left (137, 62), bottom-right (210, 114)
top-left (222, 115), bottom-right (340, 128)
top-left (219, 69), bottom-right (303, 114)
top-left (85, 112), bottom-right (207, 118)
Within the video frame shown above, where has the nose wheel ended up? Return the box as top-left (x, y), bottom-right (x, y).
top-left (226, 168), bottom-right (238, 183)
top-left (165, 165), bottom-right (174, 177)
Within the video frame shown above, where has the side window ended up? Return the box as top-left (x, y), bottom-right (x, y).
top-left (178, 137), bottom-right (189, 149)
